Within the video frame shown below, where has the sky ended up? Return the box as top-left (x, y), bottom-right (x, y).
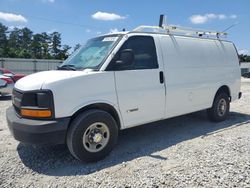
top-left (0, 0), bottom-right (249, 54)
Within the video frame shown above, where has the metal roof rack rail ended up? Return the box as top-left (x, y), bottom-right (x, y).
top-left (133, 15), bottom-right (228, 39)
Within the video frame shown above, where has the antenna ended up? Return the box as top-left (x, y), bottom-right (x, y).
top-left (159, 14), bottom-right (165, 28)
top-left (222, 23), bottom-right (238, 33)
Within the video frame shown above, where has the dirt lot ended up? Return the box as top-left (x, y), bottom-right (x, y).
top-left (0, 80), bottom-right (250, 188)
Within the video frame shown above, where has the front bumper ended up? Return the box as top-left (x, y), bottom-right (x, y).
top-left (0, 83), bottom-right (14, 95)
top-left (6, 107), bottom-right (70, 146)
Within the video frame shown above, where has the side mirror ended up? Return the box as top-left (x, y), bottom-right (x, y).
top-left (116, 49), bottom-right (134, 65)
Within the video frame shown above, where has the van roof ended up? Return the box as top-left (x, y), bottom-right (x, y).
top-left (99, 31), bottom-right (129, 37)
top-left (100, 30), bottom-right (232, 44)
top-left (99, 23), bottom-right (234, 43)
top-left (131, 31), bottom-right (232, 43)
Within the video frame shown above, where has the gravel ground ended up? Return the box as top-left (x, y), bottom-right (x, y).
top-left (0, 80), bottom-right (250, 188)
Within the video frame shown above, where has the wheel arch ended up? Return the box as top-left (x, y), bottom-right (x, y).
top-left (69, 103), bottom-right (122, 130)
top-left (214, 85), bottom-right (231, 102)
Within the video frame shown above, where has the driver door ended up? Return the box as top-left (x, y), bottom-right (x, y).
top-left (109, 36), bottom-right (166, 128)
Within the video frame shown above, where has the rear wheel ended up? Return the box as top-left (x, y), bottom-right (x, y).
top-left (207, 93), bottom-right (230, 122)
top-left (67, 109), bottom-right (118, 162)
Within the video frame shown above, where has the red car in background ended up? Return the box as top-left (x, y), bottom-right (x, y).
top-left (0, 68), bottom-right (26, 96)
top-left (0, 68), bottom-right (26, 82)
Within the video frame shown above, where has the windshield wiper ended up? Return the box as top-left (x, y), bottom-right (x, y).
top-left (57, 64), bottom-right (76, 71)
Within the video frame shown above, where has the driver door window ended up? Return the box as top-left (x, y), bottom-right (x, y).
top-left (111, 36), bottom-right (159, 70)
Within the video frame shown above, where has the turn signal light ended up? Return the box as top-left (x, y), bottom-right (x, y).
top-left (21, 109), bottom-right (52, 118)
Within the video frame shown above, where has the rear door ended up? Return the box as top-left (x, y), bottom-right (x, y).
top-left (110, 35), bottom-right (166, 128)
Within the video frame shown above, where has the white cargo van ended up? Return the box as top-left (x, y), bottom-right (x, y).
top-left (7, 24), bottom-right (241, 162)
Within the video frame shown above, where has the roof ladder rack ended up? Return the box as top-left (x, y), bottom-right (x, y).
top-left (133, 15), bottom-right (228, 38)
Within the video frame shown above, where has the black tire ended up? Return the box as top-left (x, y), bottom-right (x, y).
top-left (67, 109), bottom-right (118, 162)
top-left (207, 93), bottom-right (230, 122)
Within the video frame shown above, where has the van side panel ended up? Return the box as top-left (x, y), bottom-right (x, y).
top-left (158, 35), bottom-right (240, 118)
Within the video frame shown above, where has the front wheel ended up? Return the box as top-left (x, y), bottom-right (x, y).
top-left (207, 93), bottom-right (230, 122)
top-left (67, 110), bottom-right (118, 162)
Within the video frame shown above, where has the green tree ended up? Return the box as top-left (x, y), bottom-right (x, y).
top-left (31, 33), bottom-right (44, 59)
top-left (7, 27), bottom-right (22, 57)
top-left (0, 22), bottom-right (72, 60)
top-left (0, 23), bottom-right (8, 57)
top-left (50, 32), bottom-right (62, 59)
top-left (239, 54), bottom-right (247, 62)
top-left (58, 45), bottom-right (71, 60)
top-left (239, 54), bottom-right (250, 62)
top-left (74, 43), bottom-right (81, 52)
top-left (41, 32), bottom-right (52, 59)
top-left (246, 56), bottom-right (250, 62)
top-left (19, 27), bottom-right (33, 57)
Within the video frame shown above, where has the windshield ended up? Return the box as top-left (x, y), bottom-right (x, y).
top-left (60, 35), bottom-right (122, 70)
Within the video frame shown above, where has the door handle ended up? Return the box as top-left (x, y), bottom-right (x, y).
top-left (159, 71), bottom-right (164, 84)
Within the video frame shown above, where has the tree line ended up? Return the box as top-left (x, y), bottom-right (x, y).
top-left (0, 22), bottom-right (249, 61)
top-left (239, 54), bottom-right (250, 62)
top-left (0, 22), bottom-right (80, 60)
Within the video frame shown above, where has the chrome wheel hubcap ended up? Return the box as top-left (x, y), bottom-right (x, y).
top-left (217, 98), bottom-right (227, 116)
top-left (83, 122), bottom-right (110, 153)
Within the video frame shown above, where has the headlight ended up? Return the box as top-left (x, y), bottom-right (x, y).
top-left (20, 90), bottom-right (54, 119)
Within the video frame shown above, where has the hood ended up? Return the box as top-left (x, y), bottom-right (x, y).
top-left (14, 70), bottom-right (94, 91)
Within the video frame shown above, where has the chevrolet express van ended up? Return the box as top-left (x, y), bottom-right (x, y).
top-left (7, 25), bottom-right (241, 162)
